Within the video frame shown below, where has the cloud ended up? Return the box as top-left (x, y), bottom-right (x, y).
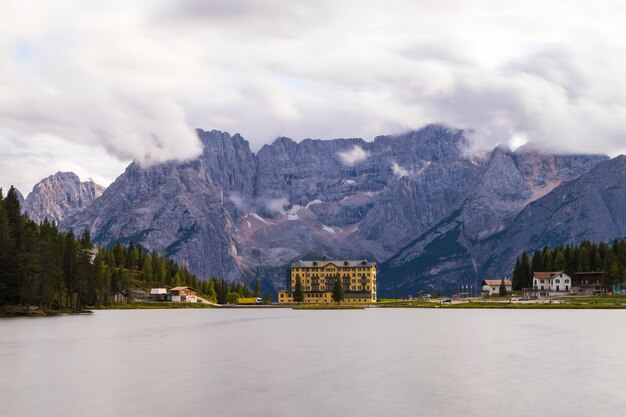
top-left (228, 192), bottom-right (288, 216)
top-left (338, 145), bottom-right (370, 166)
top-left (3, 0), bottom-right (626, 192)
top-left (391, 161), bottom-right (410, 178)
top-left (263, 197), bottom-right (289, 215)
top-left (0, 129), bottom-right (128, 194)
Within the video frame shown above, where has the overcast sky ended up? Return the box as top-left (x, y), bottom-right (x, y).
top-left (2, 0), bottom-right (626, 193)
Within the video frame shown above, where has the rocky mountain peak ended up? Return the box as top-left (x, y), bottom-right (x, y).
top-left (23, 171), bottom-right (105, 224)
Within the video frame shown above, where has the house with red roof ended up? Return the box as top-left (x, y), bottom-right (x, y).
top-left (525, 271), bottom-right (572, 298)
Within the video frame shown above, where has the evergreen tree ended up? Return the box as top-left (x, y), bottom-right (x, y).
top-left (141, 254), bottom-right (154, 287)
top-left (332, 273), bottom-right (345, 303)
top-left (531, 250), bottom-right (544, 274)
top-left (206, 280), bottom-right (217, 303)
top-left (499, 278), bottom-right (507, 296)
top-left (293, 276), bottom-right (304, 303)
top-left (554, 251), bottom-right (567, 271)
top-left (543, 251), bottom-right (554, 272)
top-left (512, 259), bottom-right (522, 291)
top-left (520, 251), bottom-right (532, 288)
top-left (253, 280), bottom-right (262, 298)
top-left (0, 190), bottom-right (14, 304)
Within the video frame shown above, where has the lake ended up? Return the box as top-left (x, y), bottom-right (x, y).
top-left (1, 308), bottom-right (625, 417)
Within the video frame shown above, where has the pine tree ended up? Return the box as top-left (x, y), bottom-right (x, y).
top-left (332, 273), bottom-right (345, 303)
top-left (512, 258), bottom-right (522, 290)
top-left (0, 190), bottom-right (13, 305)
top-left (207, 280), bottom-right (217, 303)
top-left (141, 254), bottom-right (154, 287)
top-left (554, 251), bottom-right (567, 271)
top-left (520, 251), bottom-right (532, 289)
top-left (253, 280), bottom-right (261, 298)
top-left (293, 276), bottom-right (304, 303)
top-left (543, 251), bottom-right (554, 272)
top-left (531, 250), bottom-right (544, 274)
top-left (499, 278), bottom-right (507, 296)
top-left (63, 232), bottom-right (77, 307)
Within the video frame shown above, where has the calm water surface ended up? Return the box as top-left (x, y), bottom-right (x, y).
top-left (1, 308), bottom-right (625, 417)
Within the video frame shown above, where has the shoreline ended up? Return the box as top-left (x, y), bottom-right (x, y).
top-left (4, 295), bottom-right (626, 316)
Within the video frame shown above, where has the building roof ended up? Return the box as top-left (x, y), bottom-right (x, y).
top-left (533, 271), bottom-right (564, 279)
top-left (575, 271), bottom-right (603, 277)
top-left (482, 279), bottom-right (512, 286)
top-left (150, 288), bottom-right (167, 295)
top-left (169, 286), bottom-right (199, 292)
top-left (291, 259), bottom-right (376, 268)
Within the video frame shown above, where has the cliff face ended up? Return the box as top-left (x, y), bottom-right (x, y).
top-left (23, 172), bottom-right (104, 224)
top-left (377, 147), bottom-right (609, 296)
top-left (477, 154), bottom-right (626, 279)
top-left (61, 125), bottom-right (485, 283)
top-left (57, 124), bottom-right (612, 294)
top-left (62, 131), bottom-right (251, 280)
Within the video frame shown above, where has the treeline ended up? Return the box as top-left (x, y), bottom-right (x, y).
top-left (512, 239), bottom-right (626, 290)
top-left (0, 186), bottom-right (266, 310)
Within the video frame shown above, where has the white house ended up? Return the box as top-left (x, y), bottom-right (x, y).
top-left (528, 271), bottom-right (572, 298)
top-left (481, 279), bottom-right (512, 296)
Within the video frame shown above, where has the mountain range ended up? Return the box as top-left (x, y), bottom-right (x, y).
top-left (15, 124), bottom-right (624, 296)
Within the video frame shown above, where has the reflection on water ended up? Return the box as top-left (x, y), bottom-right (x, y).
top-left (1, 309), bottom-right (625, 417)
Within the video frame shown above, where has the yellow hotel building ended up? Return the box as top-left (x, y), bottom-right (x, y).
top-left (278, 259), bottom-right (377, 304)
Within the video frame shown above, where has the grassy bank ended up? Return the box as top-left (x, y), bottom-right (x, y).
top-left (0, 305), bottom-right (90, 317)
top-left (292, 304), bottom-right (367, 310)
top-left (440, 301), bottom-right (626, 309)
top-left (88, 301), bottom-right (214, 310)
top-left (377, 295), bottom-right (626, 309)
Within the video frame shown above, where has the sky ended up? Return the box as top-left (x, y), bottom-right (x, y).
top-left (2, 0), bottom-right (626, 194)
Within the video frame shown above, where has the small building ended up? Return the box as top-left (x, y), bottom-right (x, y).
top-left (572, 272), bottom-right (606, 295)
top-left (525, 271), bottom-right (572, 298)
top-left (481, 279), bottom-right (512, 296)
top-left (169, 286), bottom-right (199, 303)
top-left (150, 288), bottom-right (168, 301)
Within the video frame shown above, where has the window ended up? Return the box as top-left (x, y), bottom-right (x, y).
top-left (556, 279), bottom-right (560, 283)
top-left (565, 279), bottom-right (569, 283)
top-left (540, 280), bottom-right (545, 283)
top-left (556, 285), bottom-right (560, 291)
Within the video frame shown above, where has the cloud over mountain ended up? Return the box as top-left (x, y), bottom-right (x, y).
top-left (2, 0), bottom-right (626, 192)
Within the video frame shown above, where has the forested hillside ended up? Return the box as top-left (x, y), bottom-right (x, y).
top-left (512, 240), bottom-right (626, 290)
top-left (0, 186), bottom-right (259, 312)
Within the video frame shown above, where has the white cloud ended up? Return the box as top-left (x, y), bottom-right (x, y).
top-left (338, 145), bottom-right (370, 166)
top-left (263, 197), bottom-right (289, 215)
top-left (227, 192), bottom-right (288, 216)
top-left (0, 129), bottom-right (128, 194)
top-left (3, 0), bottom-right (626, 191)
top-left (391, 161), bottom-right (410, 178)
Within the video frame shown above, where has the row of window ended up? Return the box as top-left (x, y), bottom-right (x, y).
top-left (295, 273), bottom-right (374, 278)
top-left (300, 286), bottom-right (372, 291)
top-left (537, 279), bottom-right (570, 284)
top-left (292, 279), bottom-right (375, 285)
top-left (292, 267), bottom-right (374, 272)
top-left (535, 285), bottom-right (570, 291)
